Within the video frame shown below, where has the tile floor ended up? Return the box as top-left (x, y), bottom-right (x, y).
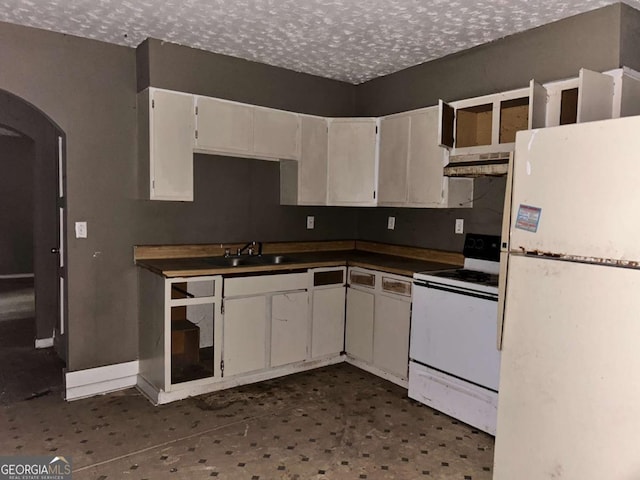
top-left (0, 277), bottom-right (495, 479)
top-left (1, 364), bottom-right (495, 479)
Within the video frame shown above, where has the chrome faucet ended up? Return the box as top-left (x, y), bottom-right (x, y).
top-left (236, 241), bottom-right (263, 257)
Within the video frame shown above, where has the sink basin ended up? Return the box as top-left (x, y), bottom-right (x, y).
top-left (257, 254), bottom-right (292, 265)
top-left (203, 254), bottom-right (297, 268)
top-left (204, 256), bottom-right (252, 267)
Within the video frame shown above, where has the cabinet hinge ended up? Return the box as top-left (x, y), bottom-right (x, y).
top-left (373, 190), bottom-right (376, 200)
top-left (151, 99), bottom-right (155, 109)
top-left (152, 180), bottom-right (155, 189)
top-left (195, 105), bottom-right (198, 115)
top-left (221, 299), bottom-right (224, 315)
top-left (375, 125), bottom-right (378, 134)
top-left (220, 359), bottom-right (224, 376)
top-left (195, 130), bottom-right (198, 140)
top-left (57, 196), bottom-right (65, 208)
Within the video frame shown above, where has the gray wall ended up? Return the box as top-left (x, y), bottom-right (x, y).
top-left (0, 21), bottom-right (138, 370)
top-left (0, 136), bottom-right (34, 275)
top-left (357, 178), bottom-right (506, 252)
top-left (355, 4), bottom-right (624, 116)
top-left (0, 2), bottom-right (633, 372)
top-left (620, 3), bottom-right (640, 71)
top-left (352, 2), bottom-right (626, 249)
top-left (137, 38), bottom-right (357, 117)
top-left (137, 154), bottom-right (358, 246)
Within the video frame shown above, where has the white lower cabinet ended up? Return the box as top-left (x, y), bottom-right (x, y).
top-left (138, 264), bottom-right (412, 404)
top-left (345, 267), bottom-right (412, 383)
top-left (374, 292), bottom-right (411, 379)
top-left (223, 295), bottom-right (268, 376)
top-left (222, 272), bottom-right (310, 377)
top-left (345, 287), bottom-right (375, 363)
top-left (271, 291), bottom-right (309, 367)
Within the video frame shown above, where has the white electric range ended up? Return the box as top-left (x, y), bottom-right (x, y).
top-left (408, 233), bottom-right (501, 435)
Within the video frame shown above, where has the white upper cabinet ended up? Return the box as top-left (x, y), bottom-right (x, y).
top-left (439, 80), bottom-right (547, 156)
top-left (195, 96), bottom-right (253, 155)
top-left (544, 68), bottom-right (640, 127)
top-left (576, 68), bottom-right (614, 123)
top-left (280, 115), bottom-right (328, 205)
top-left (253, 107), bottom-right (300, 160)
top-left (378, 114), bottom-right (410, 204)
top-left (327, 118), bottom-right (378, 206)
top-left (378, 107), bottom-right (473, 208)
top-left (195, 96), bottom-right (300, 161)
top-left (138, 88), bottom-right (195, 202)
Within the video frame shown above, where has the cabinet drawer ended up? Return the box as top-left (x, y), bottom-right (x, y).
top-left (314, 269), bottom-right (344, 287)
top-left (381, 276), bottom-right (411, 296)
top-left (224, 272), bottom-right (308, 297)
top-left (349, 270), bottom-right (375, 288)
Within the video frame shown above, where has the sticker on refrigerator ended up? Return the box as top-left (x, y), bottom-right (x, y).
top-left (515, 204), bottom-right (541, 232)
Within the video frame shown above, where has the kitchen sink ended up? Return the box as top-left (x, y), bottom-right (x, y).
top-left (204, 254), bottom-right (296, 267)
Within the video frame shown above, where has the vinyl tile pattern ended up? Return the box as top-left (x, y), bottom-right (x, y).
top-left (1, 364), bottom-right (494, 479)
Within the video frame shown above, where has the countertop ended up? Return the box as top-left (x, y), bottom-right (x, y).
top-left (135, 241), bottom-right (462, 278)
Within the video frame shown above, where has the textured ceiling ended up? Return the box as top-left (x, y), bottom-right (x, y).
top-left (0, 0), bottom-right (636, 84)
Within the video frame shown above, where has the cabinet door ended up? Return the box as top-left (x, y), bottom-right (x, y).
top-left (528, 80), bottom-right (548, 130)
top-left (299, 116), bottom-right (328, 204)
top-left (373, 294), bottom-right (411, 379)
top-left (345, 287), bottom-right (375, 363)
top-left (438, 99), bottom-right (455, 149)
top-left (407, 108), bottom-right (447, 206)
top-left (196, 97), bottom-right (253, 155)
top-left (223, 296), bottom-right (267, 376)
top-left (577, 68), bottom-right (614, 123)
top-left (378, 114), bottom-right (410, 204)
top-left (620, 72), bottom-right (640, 117)
top-left (147, 89), bottom-right (194, 201)
top-left (311, 286), bottom-right (345, 358)
top-left (271, 291), bottom-right (309, 367)
top-left (254, 108), bottom-right (300, 160)
top-left (327, 119), bottom-right (378, 205)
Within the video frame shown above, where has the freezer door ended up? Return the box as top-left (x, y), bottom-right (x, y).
top-left (510, 116), bottom-right (640, 262)
top-left (495, 255), bottom-right (640, 479)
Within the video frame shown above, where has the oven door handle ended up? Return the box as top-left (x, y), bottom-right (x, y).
top-left (415, 280), bottom-right (498, 302)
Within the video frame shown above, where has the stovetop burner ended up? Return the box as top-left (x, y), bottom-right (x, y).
top-left (431, 269), bottom-right (499, 288)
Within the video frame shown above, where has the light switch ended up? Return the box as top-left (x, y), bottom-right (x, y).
top-left (306, 216), bottom-right (315, 229)
top-left (75, 221), bottom-right (87, 239)
top-left (387, 216), bottom-right (395, 230)
top-left (455, 218), bottom-right (464, 235)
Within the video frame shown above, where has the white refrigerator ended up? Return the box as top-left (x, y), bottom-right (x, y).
top-left (494, 116), bottom-right (640, 479)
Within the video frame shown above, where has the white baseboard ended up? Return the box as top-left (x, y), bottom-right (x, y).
top-left (345, 356), bottom-right (408, 389)
top-left (0, 273), bottom-right (35, 279)
top-left (139, 355), bottom-right (345, 405)
top-left (35, 337), bottom-right (54, 349)
top-left (65, 360), bottom-right (139, 401)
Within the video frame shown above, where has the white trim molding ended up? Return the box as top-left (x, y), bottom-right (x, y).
top-left (35, 337), bottom-right (54, 349)
top-left (65, 360), bottom-right (139, 401)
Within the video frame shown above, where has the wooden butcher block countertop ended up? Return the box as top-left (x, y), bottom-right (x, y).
top-left (134, 240), bottom-right (463, 278)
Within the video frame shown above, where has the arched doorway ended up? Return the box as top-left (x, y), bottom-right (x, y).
top-left (0, 89), bottom-right (66, 403)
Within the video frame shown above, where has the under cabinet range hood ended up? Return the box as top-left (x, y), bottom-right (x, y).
top-left (443, 152), bottom-right (510, 177)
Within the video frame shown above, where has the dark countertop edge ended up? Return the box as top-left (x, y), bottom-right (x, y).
top-left (136, 250), bottom-right (459, 279)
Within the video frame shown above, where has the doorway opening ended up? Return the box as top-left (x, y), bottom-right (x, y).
top-left (0, 90), bottom-right (66, 405)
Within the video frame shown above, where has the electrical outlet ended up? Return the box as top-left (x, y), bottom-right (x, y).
top-left (306, 216), bottom-right (315, 229)
top-left (455, 218), bottom-right (464, 235)
top-left (387, 216), bottom-right (395, 230)
top-left (75, 221), bottom-right (87, 239)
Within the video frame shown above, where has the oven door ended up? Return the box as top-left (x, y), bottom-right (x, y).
top-left (410, 279), bottom-right (501, 391)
